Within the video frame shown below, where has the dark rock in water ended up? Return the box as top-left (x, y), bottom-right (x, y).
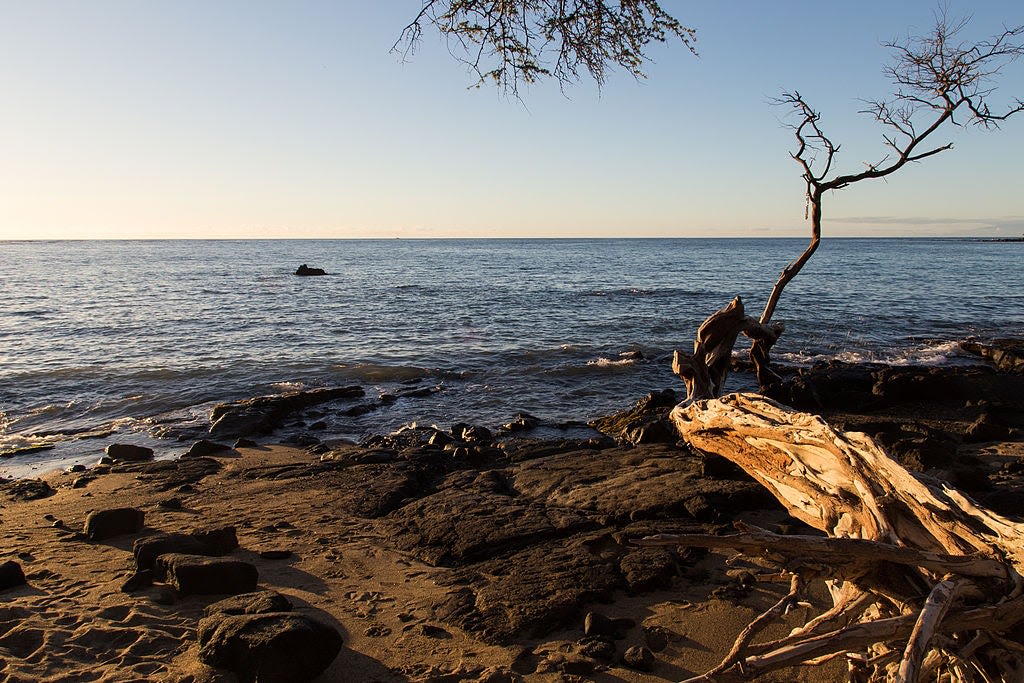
top-left (452, 423), bottom-right (492, 443)
top-left (0, 443), bottom-right (55, 458)
top-left (622, 645), bottom-right (656, 671)
top-left (133, 526), bottom-right (239, 570)
top-left (197, 611), bottom-right (342, 683)
top-left (500, 413), bottom-right (541, 433)
top-left (209, 385), bottom-right (365, 438)
top-left (84, 507), bottom-right (145, 541)
top-left (154, 553), bottom-right (258, 595)
top-left (67, 463), bottom-right (87, 473)
top-left (234, 438), bottom-right (259, 449)
top-left (294, 264), bottom-right (327, 276)
top-left (961, 338), bottom-right (1024, 373)
top-left (589, 389), bottom-right (679, 445)
top-left (184, 439), bottom-right (233, 458)
top-left (105, 443), bottom-right (154, 462)
top-left (204, 590), bottom-right (293, 617)
top-left (0, 560), bottom-right (26, 591)
top-left (1, 478), bottom-right (56, 501)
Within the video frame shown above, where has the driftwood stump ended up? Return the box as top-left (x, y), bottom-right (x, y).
top-left (671, 297), bottom-right (783, 403)
top-left (642, 393), bottom-right (1024, 682)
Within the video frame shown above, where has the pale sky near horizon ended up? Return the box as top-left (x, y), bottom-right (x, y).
top-left (1, 1), bottom-right (1022, 240)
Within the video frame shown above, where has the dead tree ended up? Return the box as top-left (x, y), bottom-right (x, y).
top-left (652, 15), bottom-right (1024, 682)
top-left (641, 394), bottom-right (1024, 682)
top-left (678, 13), bottom-right (1024, 400)
top-left (395, 0), bottom-right (696, 95)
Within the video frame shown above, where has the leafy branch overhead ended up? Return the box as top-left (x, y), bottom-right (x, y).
top-left (395, 0), bottom-right (696, 93)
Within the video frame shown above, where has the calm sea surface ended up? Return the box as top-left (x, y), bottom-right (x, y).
top-left (2, 238), bottom-right (1022, 476)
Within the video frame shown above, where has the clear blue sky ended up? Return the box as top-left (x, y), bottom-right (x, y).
top-left (1, 1), bottom-right (1021, 239)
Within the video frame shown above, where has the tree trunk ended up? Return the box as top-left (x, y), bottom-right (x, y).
top-left (646, 393), bottom-right (1024, 681)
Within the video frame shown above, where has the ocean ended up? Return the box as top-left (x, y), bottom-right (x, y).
top-left (2, 238), bottom-right (1021, 477)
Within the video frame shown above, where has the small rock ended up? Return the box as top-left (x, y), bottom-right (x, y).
top-left (622, 645), bottom-right (655, 671)
top-left (420, 624), bottom-right (452, 639)
top-left (184, 439), bottom-right (233, 458)
top-left (134, 527), bottom-right (239, 570)
top-left (584, 611), bottom-right (614, 638)
top-left (575, 636), bottom-right (616, 661)
top-left (67, 464), bottom-right (87, 473)
top-left (105, 443), bottom-right (154, 462)
top-left (158, 497), bottom-right (184, 510)
top-left (0, 561), bottom-right (26, 591)
top-left (121, 569), bottom-right (153, 593)
top-left (643, 624), bottom-right (673, 652)
top-left (96, 456), bottom-right (114, 466)
top-left (84, 507), bottom-right (145, 541)
top-left (295, 264), bottom-right (327, 276)
top-left (234, 438), bottom-right (259, 449)
top-left (204, 590), bottom-right (292, 617)
top-left (71, 476), bottom-right (93, 489)
top-left (154, 554), bottom-right (258, 595)
top-left (258, 549), bottom-right (293, 560)
top-left (966, 413), bottom-right (1011, 442)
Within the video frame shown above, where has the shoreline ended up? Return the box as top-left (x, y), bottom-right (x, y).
top-left (2, 350), bottom-right (1023, 680)
top-left (2, 336), bottom-right (1013, 482)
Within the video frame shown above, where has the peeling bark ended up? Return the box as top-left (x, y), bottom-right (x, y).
top-left (651, 393), bottom-right (1024, 681)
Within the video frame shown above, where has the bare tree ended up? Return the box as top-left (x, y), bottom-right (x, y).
top-left (395, 0), bottom-right (696, 94)
top-left (677, 13), bottom-right (1024, 402)
top-left (655, 14), bottom-right (1024, 683)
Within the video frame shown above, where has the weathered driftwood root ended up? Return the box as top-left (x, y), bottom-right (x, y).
top-left (671, 297), bottom-right (783, 403)
top-left (651, 393), bottom-right (1024, 682)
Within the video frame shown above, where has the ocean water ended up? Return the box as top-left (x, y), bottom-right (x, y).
top-left (2, 238), bottom-right (1022, 476)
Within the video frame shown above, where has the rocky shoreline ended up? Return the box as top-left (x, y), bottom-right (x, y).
top-left (1, 341), bottom-right (1022, 681)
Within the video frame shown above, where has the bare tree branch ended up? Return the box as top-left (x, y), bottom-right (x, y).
top-left (394, 0), bottom-right (696, 94)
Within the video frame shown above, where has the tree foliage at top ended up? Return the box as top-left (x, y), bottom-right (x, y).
top-left (395, 0), bottom-right (696, 93)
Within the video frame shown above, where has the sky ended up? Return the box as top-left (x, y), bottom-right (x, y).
top-left (1, 1), bottom-right (1022, 239)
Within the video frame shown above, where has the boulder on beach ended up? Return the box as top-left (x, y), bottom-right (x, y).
top-left (84, 507), bottom-right (145, 541)
top-left (183, 439), bottom-right (232, 458)
top-left (133, 526), bottom-right (239, 570)
top-left (153, 553), bottom-right (258, 595)
top-left (104, 443), bottom-right (154, 462)
top-left (294, 264), bottom-right (327, 276)
top-left (0, 560), bottom-right (26, 591)
top-left (198, 610), bottom-right (343, 683)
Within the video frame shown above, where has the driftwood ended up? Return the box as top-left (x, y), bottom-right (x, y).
top-left (671, 297), bottom-right (783, 403)
top-left (643, 393), bottom-right (1024, 682)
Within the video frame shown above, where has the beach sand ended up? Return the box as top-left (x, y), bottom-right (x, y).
top-left (0, 441), bottom-right (851, 682)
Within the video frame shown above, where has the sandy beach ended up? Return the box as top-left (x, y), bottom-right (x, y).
top-left (2, 354), bottom-right (1023, 682)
